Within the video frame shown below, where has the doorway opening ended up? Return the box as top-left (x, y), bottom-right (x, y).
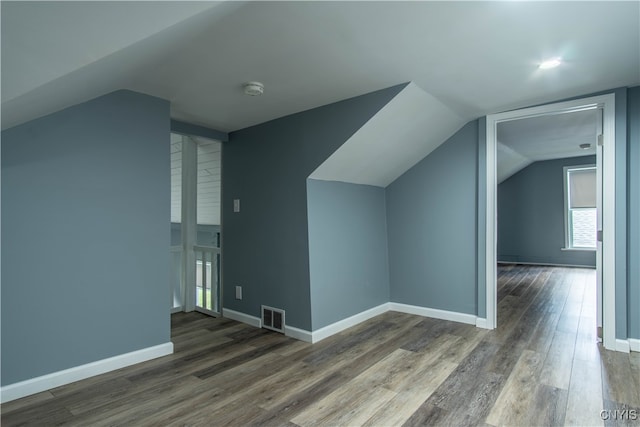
top-left (485, 94), bottom-right (617, 351)
top-left (170, 133), bottom-right (222, 317)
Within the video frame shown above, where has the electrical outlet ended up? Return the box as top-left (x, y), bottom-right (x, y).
top-left (233, 199), bottom-right (240, 213)
top-left (235, 286), bottom-right (242, 300)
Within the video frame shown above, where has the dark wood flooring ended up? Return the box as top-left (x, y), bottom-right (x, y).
top-left (2, 265), bottom-right (639, 426)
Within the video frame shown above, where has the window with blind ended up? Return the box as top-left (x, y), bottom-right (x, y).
top-left (564, 165), bottom-right (597, 249)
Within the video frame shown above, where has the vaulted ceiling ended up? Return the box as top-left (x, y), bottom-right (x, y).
top-left (3, 1), bottom-right (639, 134)
top-left (2, 1), bottom-right (638, 202)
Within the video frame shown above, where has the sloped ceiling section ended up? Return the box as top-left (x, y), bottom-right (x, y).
top-left (496, 108), bottom-right (598, 183)
top-left (4, 2), bottom-right (637, 133)
top-left (1, 1), bottom-right (220, 103)
top-left (497, 142), bottom-right (533, 184)
top-left (309, 82), bottom-right (465, 188)
top-left (0, 1), bottom-right (241, 130)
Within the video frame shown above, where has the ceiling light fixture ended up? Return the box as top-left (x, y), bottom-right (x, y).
top-left (243, 81), bottom-right (264, 96)
top-left (580, 143), bottom-right (592, 150)
top-left (539, 57), bottom-right (562, 70)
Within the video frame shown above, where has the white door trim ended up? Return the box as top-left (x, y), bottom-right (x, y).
top-left (182, 135), bottom-right (198, 312)
top-left (484, 93), bottom-right (617, 351)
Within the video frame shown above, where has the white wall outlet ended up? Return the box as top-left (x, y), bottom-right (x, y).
top-left (233, 199), bottom-right (240, 213)
top-left (235, 285), bottom-right (242, 300)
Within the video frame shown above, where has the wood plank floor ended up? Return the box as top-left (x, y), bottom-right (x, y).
top-left (3, 265), bottom-right (639, 426)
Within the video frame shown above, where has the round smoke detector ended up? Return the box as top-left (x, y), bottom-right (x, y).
top-left (243, 81), bottom-right (264, 96)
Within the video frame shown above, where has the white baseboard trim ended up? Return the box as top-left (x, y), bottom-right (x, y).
top-left (498, 261), bottom-right (595, 269)
top-left (0, 342), bottom-right (174, 404)
top-left (223, 303), bottom-right (481, 345)
top-left (389, 302), bottom-right (477, 325)
top-left (222, 307), bottom-right (262, 328)
top-left (311, 303), bottom-right (390, 344)
top-left (629, 338), bottom-right (640, 353)
top-left (284, 325), bottom-right (313, 343)
top-left (615, 339), bottom-right (631, 353)
top-left (475, 317), bottom-right (490, 329)
top-left (221, 307), bottom-right (312, 342)
top-left (170, 306), bottom-right (183, 314)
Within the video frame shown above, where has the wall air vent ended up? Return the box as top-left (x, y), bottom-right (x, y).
top-left (261, 305), bottom-right (285, 334)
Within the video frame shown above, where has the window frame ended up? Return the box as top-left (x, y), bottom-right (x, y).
top-left (563, 164), bottom-right (597, 251)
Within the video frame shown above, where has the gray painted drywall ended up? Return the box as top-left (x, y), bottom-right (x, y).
top-left (386, 121), bottom-right (477, 316)
top-left (498, 156), bottom-right (597, 267)
top-left (628, 86), bottom-right (639, 340)
top-left (222, 84), bottom-right (405, 331)
top-left (170, 119), bottom-right (228, 142)
top-left (1, 90), bottom-right (170, 385)
top-left (307, 179), bottom-right (389, 330)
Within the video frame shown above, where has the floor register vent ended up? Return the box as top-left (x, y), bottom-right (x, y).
top-left (261, 305), bottom-right (285, 333)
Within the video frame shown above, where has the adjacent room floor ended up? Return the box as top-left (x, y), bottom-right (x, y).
top-left (2, 265), bottom-right (639, 426)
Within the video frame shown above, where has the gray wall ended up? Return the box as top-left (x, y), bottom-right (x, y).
top-left (307, 179), bottom-right (389, 330)
top-left (1, 90), bottom-right (171, 385)
top-left (171, 119), bottom-right (228, 142)
top-left (498, 156), bottom-right (597, 267)
top-left (222, 84), bottom-right (405, 331)
top-left (628, 86), bottom-right (640, 340)
top-left (386, 121), bottom-right (478, 316)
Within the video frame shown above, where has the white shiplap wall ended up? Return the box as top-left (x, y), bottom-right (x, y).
top-left (170, 133), bottom-right (221, 225)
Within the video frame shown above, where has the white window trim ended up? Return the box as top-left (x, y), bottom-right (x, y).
top-left (563, 164), bottom-right (597, 251)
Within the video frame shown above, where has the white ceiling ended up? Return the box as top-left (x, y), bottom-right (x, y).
top-left (2, 1), bottom-right (639, 133)
top-left (1, 1), bottom-right (220, 104)
top-left (2, 2), bottom-right (638, 194)
top-left (497, 109), bottom-right (598, 183)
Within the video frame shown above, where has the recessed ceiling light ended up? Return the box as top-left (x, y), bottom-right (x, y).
top-left (243, 81), bottom-right (264, 96)
top-left (580, 143), bottom-right (592, 150)
top-left (539, 57), bottom-right (562, 70)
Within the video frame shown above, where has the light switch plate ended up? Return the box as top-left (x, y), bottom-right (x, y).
top-left (233, 199), bottom-right (240, 212)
